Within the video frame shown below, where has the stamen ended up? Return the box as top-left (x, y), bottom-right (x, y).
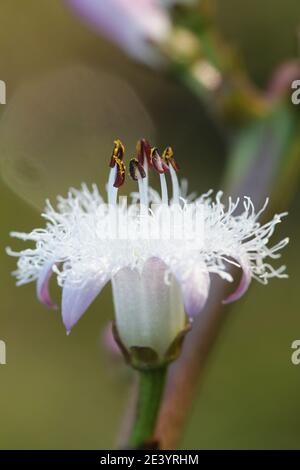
top-left (113, 158), bottom-right (126, 188)
top-left (109, 139), bottom-right (124, 167)
top-left (162, 146), bottom-right (180, 205)
top-left (162, 146), bottom-right (180, 172)
top-left (150, 148), bottom-right (169, 174)
top-left (136, 139), bottom-right (152, 209)
top-left (159, 173), bottom-right (168, 206)
top-left (129, 158), bottom-right (147, 209)
top-left (107, 167), bottom-right (118, 205)
top-left (107, 140), bottom-right (126, 205)
top-left (129, 158), bottom-right (146, 181)
top-left (150, 148), bottom-right (169, 205)
top-left (136, 139), bottom-right (151, 169)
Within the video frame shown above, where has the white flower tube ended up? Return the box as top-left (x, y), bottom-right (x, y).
top-left (112, 258), bottom-right (186, 367)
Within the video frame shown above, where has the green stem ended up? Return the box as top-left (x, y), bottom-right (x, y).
top-left (129, 367), bottom-right (167, 449)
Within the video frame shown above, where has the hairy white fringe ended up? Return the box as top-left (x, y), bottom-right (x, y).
top-left (7, 183), bottom-right (289, 289)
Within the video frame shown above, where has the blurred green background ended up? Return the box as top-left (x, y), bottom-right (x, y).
top-left (0, 0), bottom-right (299, 449)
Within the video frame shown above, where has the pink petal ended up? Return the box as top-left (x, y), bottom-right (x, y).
top-left (223, 261), bottom-right (252, 304)
top-left (62, 276), bottom-right (109, 334)
top-left (174, 264), bottom-right (211, 318)
top-left (102, 322), bottom-right (122, 359)
top-left (65, 0), bottom-right (170, 64)
top-left (36, 262), bottom-right (57, 309)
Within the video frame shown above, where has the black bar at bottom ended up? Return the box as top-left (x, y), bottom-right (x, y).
top-left (0, 449), bottom-right (298, 466)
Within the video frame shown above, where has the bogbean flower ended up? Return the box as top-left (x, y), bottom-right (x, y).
top-left (65, 0), bottom-right (171, 65)
top-left (7, 139), bottom-right (288, 369)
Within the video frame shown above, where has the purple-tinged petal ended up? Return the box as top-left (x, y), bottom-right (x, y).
top-left (36, 262), bottom-right (57, 309)
top-left (174, 264), bottom-right (211, 318)
top-left (223, 261), bottom-right (252, 304)
top-left (65, 0), bottom-right (170, 64)
top-left (102, 322), bottom-right (122, 360)
top-left (62, 276), bottom-right (109, 334)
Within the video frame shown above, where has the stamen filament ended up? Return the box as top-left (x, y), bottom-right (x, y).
top-left (107, 139), bottom-right (126, 205)
top-left (159, 173), bottom-right (168, 205)
top-left (162, 146), bottom-right (180, 205)
top-left (169, 165), bottom-right (180, 205)
top-left (107, 166), bottom-right (118, 205)
top-left (138, 175), bottom-right (148, 213)
top-left (129, 157), bottom-right (148, 212)
top-left (142, 159), bottom-right (149, 209)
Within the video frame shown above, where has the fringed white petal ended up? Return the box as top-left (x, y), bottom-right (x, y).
top-left (8, 182), bottom-right (289, 334)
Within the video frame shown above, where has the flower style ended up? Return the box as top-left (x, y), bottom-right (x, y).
top-left (7, 139), bottom-right (289, 369)
top-left (65, 0), bottom-right (171, 65)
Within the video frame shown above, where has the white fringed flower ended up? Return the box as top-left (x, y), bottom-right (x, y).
top-left (7, 139), bottom-right (289, 366)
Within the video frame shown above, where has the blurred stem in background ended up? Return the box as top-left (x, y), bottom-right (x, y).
top-left (163, 0), bottom-right (268, 123)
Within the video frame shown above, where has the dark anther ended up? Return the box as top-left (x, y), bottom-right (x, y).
top-left (162, 146), bottom-right (180, 172)
top-left (113, 158), bottom-right (126, 188)
top-left (150, 148), bottom-right (169, 174)
top-left (129, 158), bottom-right (146, 181)
top-left (110, 139), bottom-right (125, 168)
top-left (109, 139), bottom-right (126, 188)
top-left (136, 138), bottom-right (151, 166)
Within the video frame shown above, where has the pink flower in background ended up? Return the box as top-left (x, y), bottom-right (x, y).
top-left (65, 0), bottom-right (171, 64)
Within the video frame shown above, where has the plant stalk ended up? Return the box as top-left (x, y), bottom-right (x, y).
top-left (128, 367), bottom-right (167, 449)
